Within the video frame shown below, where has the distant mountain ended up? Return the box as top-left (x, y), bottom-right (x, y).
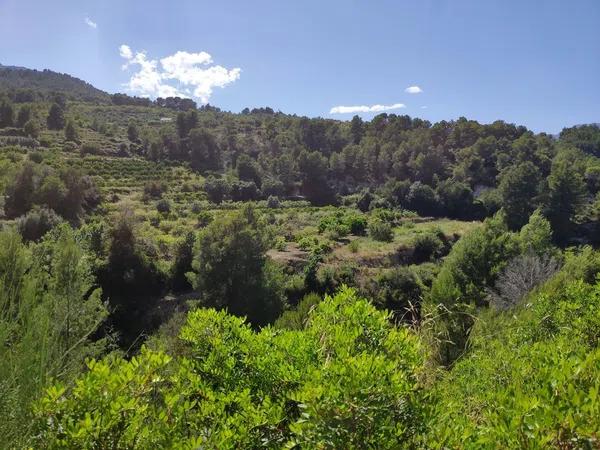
top-left (0, 64), bottom-right (109, 102)
top-left (0, 64), bottom-right (29, 71)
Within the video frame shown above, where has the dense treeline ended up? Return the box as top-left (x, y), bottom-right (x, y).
top-left (118, 107), bottom-right (600, 243)
top-left (0, 66), bottom-right (109, 103)
top-left (1, 71), bottom-right (599, 247)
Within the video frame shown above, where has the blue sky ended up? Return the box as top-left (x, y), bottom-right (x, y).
top-left (1, 0), bottom-right (599, 133)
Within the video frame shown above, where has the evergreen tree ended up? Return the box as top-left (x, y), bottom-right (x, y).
top-left (46, 103), bottom-right (65, 130)
top-left (0, 99), bottom-right (14, 127)
top-left (498, 161), bottom-right (541, 230)
top-left (16, 105), bottom-right (31, 128)
top-left (188, 128), bottom-right (221, 172)
top-left (127, 122), bottom-right (139, 142)
top-left (23, 120), bottom-right (39, 138)
top-left (350, 115), bottom-right (364, 144)
top-left (64, 119), bottom-right (78, 142)
top-left (544, 158), bottom-right (587, 242)
top-left (190, 205), bottom-right (285, 326)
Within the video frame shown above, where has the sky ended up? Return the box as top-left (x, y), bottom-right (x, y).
top-left (1, 0), bottom-right (599, 133)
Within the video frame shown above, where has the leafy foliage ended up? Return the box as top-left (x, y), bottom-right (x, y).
top-left (0, 227), bottom-right (107, 445)
top-left (190, 205), bottom-right (285, 326)
top-left (34, 287), bottom-right (427, 449)
top-left (429, 277), bottom-right (600, 448)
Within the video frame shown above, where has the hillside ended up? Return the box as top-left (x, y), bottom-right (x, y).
top-left (0, 67), bottom-right (599, 448)
top-left (0, 64), bottom-right (109, 102)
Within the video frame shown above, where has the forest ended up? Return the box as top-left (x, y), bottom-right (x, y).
top-left (0, 66), bottom-right (599, 448)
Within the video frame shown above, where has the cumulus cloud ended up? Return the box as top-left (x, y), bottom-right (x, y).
top-left (405, 85), bottom-right (423, 94)
top-left (119, 44), bottom-right (133, 60)
top-left (84, 17), bottom-right (97, 29)
top-left (119, 45), bottom-right (241, 103)
top-left (329, 103), bottom-right (406, 114)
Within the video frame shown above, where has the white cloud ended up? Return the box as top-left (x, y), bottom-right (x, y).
top-left (405, 85), bottom-right (423, 94)
top-left (84, 17), bottom-right (97, 29)
top-left (420, 105), bottom-right (428, 109)
top-left (119, 44), bottom-right (133, 60)
top-left (118, 45), bottom-right (241, 103)
top-left (329, 103), bottom-right (406, 114)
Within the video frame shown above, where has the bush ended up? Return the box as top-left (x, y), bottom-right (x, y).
top-left (195, 210), bottom-right (212, 228)
top-left (274, 292), bottom-right (321, 330)
top-left (23, 119), bottom-right (39, 138)
top-left (143, 180), bottom-right (166, 200)
top-left (170, 232), bottom-right (195, 292)
top-left (204, 176), bottom-right (230, 204)
top-left (346, 213), bottom-right (367, 235)
top-left (424, 214), bottom-right (518, 364)
top-left (17, 207), bottom-right (62, 241)
top-left (297, 235), bottom-right (332, 254)
top-left (190, 201), bottom-right (202, 214)
top-left (0, 228), bottom-right (107, 447)
top-left (429, 278), bottom-right (600, 448)
top-left (412, 232), bottom-right (445, 263)
top-left (261, 177), bottom-right (285, 197)
top-left (368, 219), bottom-right (394, 242)
top-left (190, 205), bottom-right (285, 326)
top-left (316, 262), bottom-right (358, 294)
top-left (406, 181), bottom-right (440, 216)
top-left (230, 179), bottom-right (259, 202)
top-left (79, 143), bottom-right (102, 156)
top-left (374, 267), bottom-right (423, 323)
top-left (266, 195), bottom-right (281, 208)
top-left (156, 198), bottom-right (171, 214)
top-left (356, 189), bottom-right (374, 212)
top-left (28, 151), bottom-right (43, 163)
top-left (34, 288), bottom-right (427, 449)
top-left (318, 212), bottom-right (367, 238)
top-left (64, 120), bottom-right (78, 142)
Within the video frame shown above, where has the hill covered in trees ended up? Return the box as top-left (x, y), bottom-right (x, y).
top-left (0, 68), bottom-right (599, 448)
top-left (0, 65), bottom-right (110, 103)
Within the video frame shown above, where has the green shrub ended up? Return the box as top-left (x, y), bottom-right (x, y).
top-left (34, 287), bottom-right (427, 449)
top-left (346, 213), bottom-right (367, 235)
top-left (0, 228), bottom-right (107, 446)
top-left (17, 207), bottom-right (62, 241)
top-left (374, 267), bottom-right (423, 323)
top-left (297, 235), bottom-right (332, 254)
top-left (79, 143), bottom-right (102, 156)
top-left (424, 214), bottom-right (518, 365)
top-left (143, 180), bottom-right (166, 199)
top-left (274, 292), bottom-right (321, 330)
top-left (156, 198), bottom-right (171, 214)
top-left (412, 232), bottom-right (444, 263)
top-left (368, 219), bottom-right (394, 242)
top-left (317, 211), bottom-right (366, 238)
top-left (189, 205), bottom-right (285, 326)
top-left (195, 210), bottom-right (212, 228)
top-left (428, 278), bottom-right (600, 448)
top-left (274, 235), bottom-right (286, 251)
top-left (266, 195), bottom-right (281, 208)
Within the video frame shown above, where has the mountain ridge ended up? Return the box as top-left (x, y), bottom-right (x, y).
top-left (0, 64), bottom-right (109, 102)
